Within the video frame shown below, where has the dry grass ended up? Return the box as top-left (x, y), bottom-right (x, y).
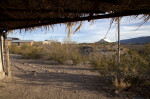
top-left (113, 78), bottom-right (131, 91)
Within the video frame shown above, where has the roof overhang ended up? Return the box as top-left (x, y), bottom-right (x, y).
top-left (0, 0), bottom-right (150, 31)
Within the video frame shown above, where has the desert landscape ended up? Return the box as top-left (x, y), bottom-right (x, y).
top-left (0, 54), bottom-right (111, 99)
top-left (0, 43), bottom-right (149, 99)
top-left (0, 1), bottom-right (150, 99)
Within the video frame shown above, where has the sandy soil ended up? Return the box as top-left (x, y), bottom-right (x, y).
top-left (0, 54), bottom-right (121, 99)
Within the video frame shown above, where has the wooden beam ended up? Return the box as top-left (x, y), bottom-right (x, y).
top-left (0, 8), bottom-right (105, 14)
top-left (1, 9), bottom-right (150, 22)
top-left (4, 9), bottom-right (149, 30)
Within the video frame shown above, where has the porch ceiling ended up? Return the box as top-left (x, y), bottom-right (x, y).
top-left (0, 0), bottom-right (150, 31)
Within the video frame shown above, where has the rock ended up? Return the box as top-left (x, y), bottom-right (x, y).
top-left (32, 71), bottom-right (38, 76)
top-left (23, 63), bottom-right (28, 65)
top-left (57, 70), bottom-right (61, 73)
top-left (115, 90), bottom-right (119, 94)
top-left (11, 63), bottom-right (14, 66)
top-left (45, 70), bottom-right (49, 73)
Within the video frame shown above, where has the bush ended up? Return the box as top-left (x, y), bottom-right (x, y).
top-left (91, 50), bottom-right (148, 76)
top-left (89, 52), bottom-right (101, 70)
top-left (70, 48), bottom-right (88, 65)
top-left (9, 41), bottom-right (88, 65)
top-left (21, 46), bottom-right (44, 59)
top-left (48, 43), bottom-right (69, 64)
top-left (90, 49), bottom-right (149, 92)
top-left (141, 43), bottom-right (150, 65)
top-left (119, 50), bottom-right (149, 78)
top-left (44, 40), bottom-right (88, 65)
top-left (9, 45), bottom-right (44, 59)
top-left (9, 44), bottom-right (23, 54)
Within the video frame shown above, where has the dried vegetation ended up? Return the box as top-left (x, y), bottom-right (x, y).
top-left (9, 41), bottom-right (150, 97)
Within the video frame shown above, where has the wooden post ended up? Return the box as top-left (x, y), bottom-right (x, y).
top-left (0, 32), bottom-right (5, 80)
top-left (117, 17), bottom-right (120, 64)
top-left (4, 33), bottom-right (11, 77)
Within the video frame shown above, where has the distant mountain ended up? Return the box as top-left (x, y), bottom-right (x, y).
top-left (120, 36), bottom-right (150, 44)
top-left (96, 39), bottom-right (112, 44)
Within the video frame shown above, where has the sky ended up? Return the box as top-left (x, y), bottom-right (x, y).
top-left (8, 16), bottom-right (150, 43)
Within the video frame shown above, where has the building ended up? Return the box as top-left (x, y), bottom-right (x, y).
top-left (12, 40), bottom-right (34, 46)
top-left (7, 37), bottom-right (34, 46)
top-left (42, 40), bottom-right (52, 45)
top-left (7, 37), bottom-right (19, 46)
top-left (42, 40), bottom-right (62, 45)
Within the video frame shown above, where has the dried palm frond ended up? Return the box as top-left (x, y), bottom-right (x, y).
top-left (73, 22), bottom-right (83, 34)
top-left (104, 14), bottom-right (150, 39)
top-left (66, 21), bottom-right (83, 38)
top-left (135, 14), bottom-right (150, 30)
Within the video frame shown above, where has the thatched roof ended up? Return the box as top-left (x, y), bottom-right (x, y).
top-left (0, 0), bottom-right (150, 31)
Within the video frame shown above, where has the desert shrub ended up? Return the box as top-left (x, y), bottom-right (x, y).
top-left (90, 49), bottom-right (149, 92)
top-left (43, 40), bottom-right (88, 65)
top-left (141, 43), bottom-right (150, 65)
top-left (89, 52), bottom-right (101, 70)
top-left (89, 45), bottom-right (118, 76)
top-left (128, 44), bottom-right (150, 96)
top-left (9, 44), bottom-right (22, 54)
top-left (119, 51), bottom-right (149, 93)
top-left (32, 42), bottom-right (42, 47)
top-left (119, 50), bottom-right (148, 78)
top-left (10, 39), bottom-right (89, 65)
top-left (70, 48), bottom-right (88, 65)
top-left (21, 46), bottom-right (44, 59)
top-left (10, 45), bottom-right (44, 59)
top-left (90, 50), bottom-right (148, 77)
top-left (79, 46), bottom-right (93, 55)
top-left (48, 43), bottom-right (69, 64)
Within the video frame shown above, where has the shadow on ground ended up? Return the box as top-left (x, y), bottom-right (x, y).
top-left (15, 71), bottom-right (113, 97)
top-left (10, 54), bottom-right (114, 98)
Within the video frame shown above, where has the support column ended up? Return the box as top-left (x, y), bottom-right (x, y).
top-left (0, 32), bottom-right (5, 80)
top-left (4, 33), bottom-right (11, 77)
top-left (117, 17), bottom-right (120, 64)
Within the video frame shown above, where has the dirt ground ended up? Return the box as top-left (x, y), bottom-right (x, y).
top-left (0, 54), bottom-right (134, 99)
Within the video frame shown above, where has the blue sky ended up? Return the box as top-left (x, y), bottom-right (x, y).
top-left (8, 16), bottom-right (150, 43)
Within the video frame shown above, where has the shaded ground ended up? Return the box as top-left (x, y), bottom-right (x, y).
top-left (0, 54), bottom-right (134, 99)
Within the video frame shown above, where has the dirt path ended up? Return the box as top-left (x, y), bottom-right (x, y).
top-left (0, 54), bottom-right (114, 99)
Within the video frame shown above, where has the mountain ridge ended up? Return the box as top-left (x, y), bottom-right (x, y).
top-left (120, 36), bottom-right (150, 44)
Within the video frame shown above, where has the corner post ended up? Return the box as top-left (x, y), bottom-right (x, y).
top-left (0, 31), bottom-right (5, 80)
top-left (4, 33), bottom-right (11, 77)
